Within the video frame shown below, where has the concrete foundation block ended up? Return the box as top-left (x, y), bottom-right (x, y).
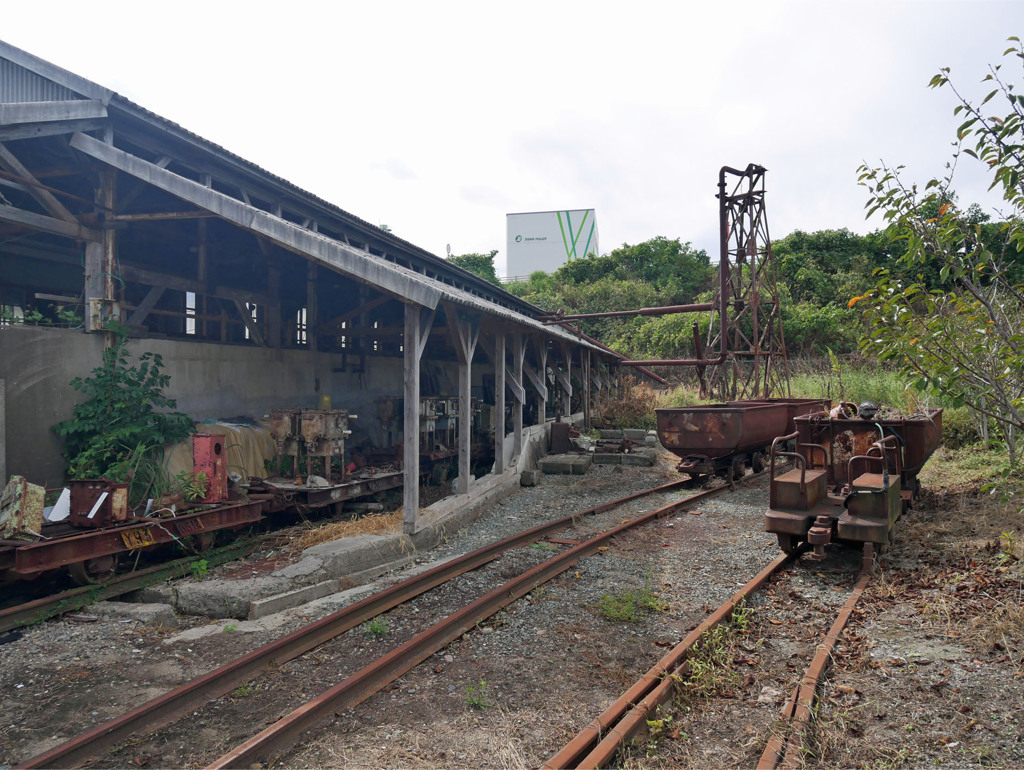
top-left (92, 600), bottom-right (177, 626)
top-left (538, 455), bottom-right (578, 474)
top-left (644, 435), bottom-right (659, 447)
top-left (520, 469), bottom-right (541, 486)
top-left (599, 429), bottom-right (623, 440)
top-left (128, 583), bottom-right (174, 604)
top-left (592, 453), bottom-right (622, 465)
top-left (570, 454), bottom-right (593, 474)
top-left (623, 428), bottom-right (648, 441)
top-left (622, 450), bottom-right (656, 467)
top-left (174, 576), bottom-right (292, 619)
top-left (248, 579), bottom-right (342, 620)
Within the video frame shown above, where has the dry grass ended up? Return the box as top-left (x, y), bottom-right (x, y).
top-left (596, 375), bottom-right (661, 430)
top-left (289, 509), bottom-right (403, 552)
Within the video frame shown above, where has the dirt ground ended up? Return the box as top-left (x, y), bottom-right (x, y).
top-left (1, 452), bottom-right (1021, 769)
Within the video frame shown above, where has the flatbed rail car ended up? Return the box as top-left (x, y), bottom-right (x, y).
top-left (0, 468), bottom-right (405, 586)
top-left (765, 408), bottom-right (943, 570)
top-left (655, 398), bottom-right (830, 480)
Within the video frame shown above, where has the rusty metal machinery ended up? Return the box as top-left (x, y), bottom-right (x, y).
top-left (270, 408), bottom-right (355, 483)
top-left (542, 164), bottom-right (790, 403)
top-left (702, 164), bottom-right (790, 401)
top-left (765, 408), bottom-right (943, 569)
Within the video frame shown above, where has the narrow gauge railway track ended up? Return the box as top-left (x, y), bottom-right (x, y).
top-left (0, 541), bottom-right (257, 634)
top-left (18, 474), bottom-right (743, 770)
top-left (544, 553), bottom-right (871, 769)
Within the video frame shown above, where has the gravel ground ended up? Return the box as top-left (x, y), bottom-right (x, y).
top-left (1, 449), bottom-right (1021, 769)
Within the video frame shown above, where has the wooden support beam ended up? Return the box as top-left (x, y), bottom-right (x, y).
top-left (504, 364), bottom-right (526, 404)
top-left (0, 142), bottom-right (78, 223)
top-left (233, 299), bottom-right (265, 346)
top-left (0, 118), bottom-right (107, 142)
top-left (118, 264), bottom-right (273, 306)
top-left (403, 304), bottom-right (435, 533)
top-left (445, 302), bottom-right (480, 495)
top-left (0, 202), bottom-right (99, 241)
top-left (532, 337), bottom-right (548, 427)
top-left (306, 262), bottom-right (318, 351)
top-left (69, 133), bottom-right (442, 310)
top-left (109, 210), bottom-right (215, 222)
top-left (512, 335), bottom-right (525, 462)
top-left (126, 285), bottom-right (165, 328)
top-left (316, 295), bottom-right (391, 335)
top-left (493, 333), bottom-right (506, 474)
top-left (0, 100), bottom-right (107, 126)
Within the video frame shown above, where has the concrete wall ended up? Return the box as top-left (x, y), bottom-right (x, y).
top-left (0, 326), bottom-right (465, 485)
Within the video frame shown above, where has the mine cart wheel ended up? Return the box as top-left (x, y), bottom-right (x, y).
top-left (776, 534), bottom-right (801, 555)
top-left (730, 458), bottom-right (745, 483)
top-left (751, 451), bottom-right (766, 474)
top-left (68, 555), bottom-right (118, 586)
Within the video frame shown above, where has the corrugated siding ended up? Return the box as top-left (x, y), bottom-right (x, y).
top-left (0, 57), bottom-right (80, 103)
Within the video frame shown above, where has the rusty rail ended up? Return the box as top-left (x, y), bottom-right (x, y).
top-left (205, 477), bottom-right (743, 769)
top-left (0, 541), bottom-right (256, 634)
top-left (757, 571), bottom-right (871, 770)
top-left (543, 551), bottom-right (794, 770)
top-left (18, 477), bottom-right (696, 769)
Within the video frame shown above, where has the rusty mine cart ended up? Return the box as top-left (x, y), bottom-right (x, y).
top-left (764, 408), bottom-right (943, 571)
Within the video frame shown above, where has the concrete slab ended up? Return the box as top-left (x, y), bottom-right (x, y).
top-left (248, 579), bottom-right (343, 620)
top-left (622, 449), bottom-right (656, 467)
top-left (623, 428), bottom-right (648, 441)
top-left (91, 601), bottom-right (176, 626)
top-left (174, 576), bottom-right (292, 619)
top-left (570, 454), bottom-right (593, 474)
top-left (592, 453), bottom-right (622, 465)
top-left (599, 429), bottom-right (623, 440)
top-left (538, 455), bottom-right (578, 474)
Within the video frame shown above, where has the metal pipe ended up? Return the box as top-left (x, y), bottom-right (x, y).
top-left (541, 302), bottom-right (714, 322)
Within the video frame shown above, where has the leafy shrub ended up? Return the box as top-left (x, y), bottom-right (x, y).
top-left (941, 406), bottom-right (982, 449)
top-left (52, 330), bottom-right (193, 504)
top-left (596, 375), bottom-right (660, 430)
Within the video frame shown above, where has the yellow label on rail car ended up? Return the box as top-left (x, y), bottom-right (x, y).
top-left (121, 527), bottom-right (156, 549)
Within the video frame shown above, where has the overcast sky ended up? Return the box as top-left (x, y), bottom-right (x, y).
top-left (4, 2), bottom-right (1022, 274)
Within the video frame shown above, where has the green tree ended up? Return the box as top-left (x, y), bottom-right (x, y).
top-left (554, 236), bottom-right (713, 303)
top-left (447, 250), bottom-right (501, 285)
top-left (856, 38), bottom-right (1024, 465)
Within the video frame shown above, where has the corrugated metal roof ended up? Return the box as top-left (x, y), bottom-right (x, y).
top-left (1, 38), bottom-right (609, 356)
top-left (0, 57), bottom-right (82, 103)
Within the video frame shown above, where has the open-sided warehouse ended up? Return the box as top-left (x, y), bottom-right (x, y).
top-left (0, 39), bottom-right (621, 535)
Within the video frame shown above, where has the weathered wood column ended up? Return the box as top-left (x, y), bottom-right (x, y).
top-left (445, 304), bottom-right (479, 495)
top-left (511, 335), bottom-right (526, 462)
top-left (493, 333), bottom-right (507, 473)
top-left (526, 337), bottom-right (549, 427)
top-left (583, 350), bottom-right (592, 432)
top-left (558, 343), bottom-right (573, 419)
top-left (403, 304), bottom-right (434, 534)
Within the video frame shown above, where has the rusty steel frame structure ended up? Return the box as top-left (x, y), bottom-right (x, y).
top-left (545, 164), bottom-right (791, 402)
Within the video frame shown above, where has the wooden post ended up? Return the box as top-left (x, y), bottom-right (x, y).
top-left (445, 304), bottom-right (478, 495)
top-left (0, 378), bottom-right (5, 487)
top-left (533, 338), bottom-right (548, 426)
top-left (561, 344), bottom-right (572, 420)
top-left (583, 350), bottom-right (592, 432)
top-left (493, 333), bottom-right (506, 474)
top-left (512, 335), bottom-right (525, 463)
top-left (403, 304), bottom-right (434, 533)
top-left (306, 262), bottom-right (318, 351)
top-left (267, 264), bottom-right (281, 348)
